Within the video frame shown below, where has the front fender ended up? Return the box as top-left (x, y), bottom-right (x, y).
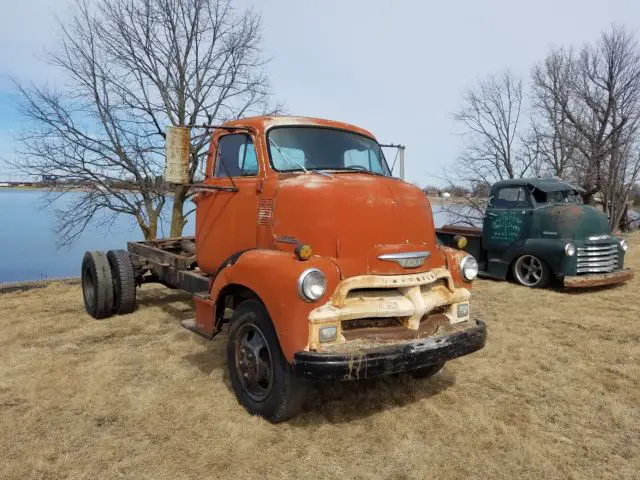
top-left (210, 250), bottom-right (341, 362)
top-left (503, 239), bottom-right (568, 278)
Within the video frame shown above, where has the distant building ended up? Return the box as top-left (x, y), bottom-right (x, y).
top-left (42, 175), bottom-right (58, 184)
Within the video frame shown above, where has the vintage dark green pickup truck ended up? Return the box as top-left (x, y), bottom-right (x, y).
top-left (436, 178), bottom-right (634, 288)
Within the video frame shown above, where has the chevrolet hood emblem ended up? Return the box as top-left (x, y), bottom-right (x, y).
top-left (378, 251), bottom-right (430, 269)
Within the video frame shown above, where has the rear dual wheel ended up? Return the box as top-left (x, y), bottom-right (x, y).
top-left (82, 251), bottom-right (114, 319)
top-left (81, 250), bottom-right (136, 319)
top-left (107, 250), bottom-right (136, 314)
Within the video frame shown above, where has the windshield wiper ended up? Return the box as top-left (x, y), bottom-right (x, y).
top-left (332, 167), bottom-right (383, 176)
top-left (269, 138), bottom-right (308, 173)
top-left (269, 139), bottom-right (333, 178)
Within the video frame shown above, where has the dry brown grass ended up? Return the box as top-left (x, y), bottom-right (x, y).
top-left (1, 238), bottom-right (640, 480)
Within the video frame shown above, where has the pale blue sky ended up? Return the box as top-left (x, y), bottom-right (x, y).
top-left (2, 0), bottom-right (640, 184)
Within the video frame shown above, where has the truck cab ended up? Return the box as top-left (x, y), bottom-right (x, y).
top-left (81, 116), bottom-right (487, 422)
top-left (437, 178), bottom-right (633, 288)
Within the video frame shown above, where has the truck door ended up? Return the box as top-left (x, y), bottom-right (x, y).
top-left (195, 132), bottom-right (261, 274)
top-left (482, 185), bottom-right (532, 256)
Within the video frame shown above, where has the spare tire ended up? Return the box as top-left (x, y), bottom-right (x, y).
top-left (107, 250), bottom-right (137, 315)
top-left (81, 251), bottom-right (114, 319)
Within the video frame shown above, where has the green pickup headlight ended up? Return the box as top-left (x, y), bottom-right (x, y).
top-left (620, 239), bottom-right (629, 252)
top-left (565, 243), bottom-right (576, 256)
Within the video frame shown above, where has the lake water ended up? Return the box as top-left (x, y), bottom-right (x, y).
top-left (0, 189), bottom-right (451, 283)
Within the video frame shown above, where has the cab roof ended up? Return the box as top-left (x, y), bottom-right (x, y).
top-left (492, 177), bottom-right (585, 193)
top-left (221, 115), bottom-right (377, 140)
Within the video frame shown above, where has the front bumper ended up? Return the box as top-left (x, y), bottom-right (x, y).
top-left (563, 268), bottom-right (634, 288)
top-left (292, 319), bottom-right (487, 381)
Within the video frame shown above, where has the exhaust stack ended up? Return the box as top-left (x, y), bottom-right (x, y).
top-left (165, 126), bottom-right (191, 184)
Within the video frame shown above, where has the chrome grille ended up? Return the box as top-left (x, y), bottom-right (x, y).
top-left (576, 244), bottom-right (618, 274)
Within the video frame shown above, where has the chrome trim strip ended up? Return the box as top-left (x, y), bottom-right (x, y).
top-left (577, 249), bottom-right (618, 257)
top-left (378, 251), bottom-right (431, 260)
top-left (578, 245), bottom-right (618, 252)
top-left (588, 234), bottom-right (611, 241)
top-left (577, 267), bottom-right (619, 273)
top-left (577, 260), bottom-right (618, 268)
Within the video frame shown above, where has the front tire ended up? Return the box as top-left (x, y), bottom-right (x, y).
top-left (81, 251), bottom-right (114, 319)
top-left (512, 254), bottom-right (551, 288)
top-left (226, 300), bottom-right (308, 422)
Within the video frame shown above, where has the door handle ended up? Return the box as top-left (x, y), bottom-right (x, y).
top-left (487, 212), bottom-right (497, 218)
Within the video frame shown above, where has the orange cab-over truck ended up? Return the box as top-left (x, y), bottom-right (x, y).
top-left (81, 116), bottom-right (487, 422)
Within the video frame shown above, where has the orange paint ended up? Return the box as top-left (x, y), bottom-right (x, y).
top-left (194, 116), bottom-right (471, 361)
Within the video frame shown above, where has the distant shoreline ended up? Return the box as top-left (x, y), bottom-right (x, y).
top-left (0, 277), bottom-right (80, 293)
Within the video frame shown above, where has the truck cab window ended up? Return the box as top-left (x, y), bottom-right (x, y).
top-left (267, 127), bottom-right (391, 176)
top-left (344, 149), bottom-right (384, 174)
top-left (214, 134), bottom-right (258, 178)
top-left (532, 188), bottom-right (547, 204)
top-left (494, 187), bottom-right (529, 208)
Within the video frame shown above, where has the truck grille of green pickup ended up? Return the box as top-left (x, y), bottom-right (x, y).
top-left (576, 243), bottom-right (619, 274)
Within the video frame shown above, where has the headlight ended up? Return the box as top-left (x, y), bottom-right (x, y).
top-left (564, 243), bottom-right (576, 256)
top-left (620, 239), bottom-right (629, 251)
top-left (297, 268), bottom-right (327, 302)
top-left (459, 255), bottom-right (478, 281)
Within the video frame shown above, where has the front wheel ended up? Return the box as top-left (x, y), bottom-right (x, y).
top-left (226, 300), bottom-right (308, 422)
top-left (512, 254), bottom-right (551, 288)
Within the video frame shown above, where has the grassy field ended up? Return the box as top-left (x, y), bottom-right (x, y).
top-left (1, 237), bottom-right (639, 479)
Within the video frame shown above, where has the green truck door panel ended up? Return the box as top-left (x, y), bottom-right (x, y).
top-left (483, 186), bottom-right (533, 258)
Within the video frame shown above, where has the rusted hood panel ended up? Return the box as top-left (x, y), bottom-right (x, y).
top-left (536, 204), bottom-right (610, 240)
top-left (271, 174), bottom-right (444, 277)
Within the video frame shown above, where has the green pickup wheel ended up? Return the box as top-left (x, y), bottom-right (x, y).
top-left (513, 255), bottom-right (551, 288)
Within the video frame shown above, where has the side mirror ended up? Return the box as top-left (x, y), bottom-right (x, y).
top-left (487, 195), bottom-right (494, 208)
top-left (165, 126), bottom-right (191, 184)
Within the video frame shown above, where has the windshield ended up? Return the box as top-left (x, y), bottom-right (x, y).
top-left (267, 127), bottom-right (391, 176)
top-left (531, 188), bottom-right (583, 204)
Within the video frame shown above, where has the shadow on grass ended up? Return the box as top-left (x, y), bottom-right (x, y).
top-left (290, 371), bottom-right (456, 425)
top-left (136, 290), bottom-right (192, 307)
top-left (182, 338), bottom-right (227, 376)
top-left (181, 335), bottom-right (456, 424)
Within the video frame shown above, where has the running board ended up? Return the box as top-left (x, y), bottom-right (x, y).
top-left (180, 318), bottom-right (215, 340)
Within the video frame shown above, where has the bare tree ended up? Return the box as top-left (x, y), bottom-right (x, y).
top-left (444, 70), bottom-right (533, 226)
top-left (14, 0), bottom-right (276, 244)
top-left (531, 48), bottom-right (577, 178)
top-left (532, 26), bottom-right (640, 230)
top-left (453, 70), bottom-right (534, 183)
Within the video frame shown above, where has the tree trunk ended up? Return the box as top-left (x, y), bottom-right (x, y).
top-left (170, 185), bottom-right (188, 238)
top-left (137, 215), bottom-right (158, 241)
